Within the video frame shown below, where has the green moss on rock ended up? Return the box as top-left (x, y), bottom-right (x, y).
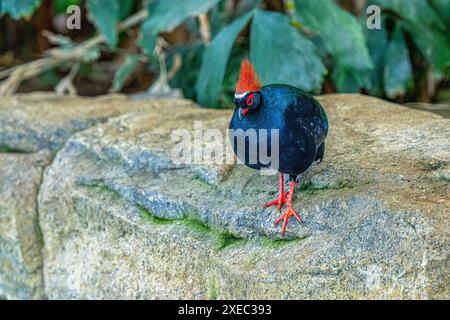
top-left (138, 207), bottom-right (172, 225)
top-left (215, 231), bottom-right (244, 251)
top-left (0, 145), bottom-right (31, 153)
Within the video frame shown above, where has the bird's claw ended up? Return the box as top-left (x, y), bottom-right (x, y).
top-left (263, 192), bottom-right (290, 211)
top-left (275, 206), bottom-right (302, 239)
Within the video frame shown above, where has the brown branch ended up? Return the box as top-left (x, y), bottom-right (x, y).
top-left (55, 62), bottom-right (80, 96)
top-left (198, 14), bottom-right (211, 45)
top-left (0, 9), bottom-right (148, 96)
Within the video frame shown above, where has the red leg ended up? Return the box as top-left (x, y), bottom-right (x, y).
top-left (275, 181), bottom-right (302, 239)
top-left (263, 174), bottom-right (289, 211)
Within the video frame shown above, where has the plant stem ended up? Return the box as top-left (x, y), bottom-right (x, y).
top-left (0, 9), bottom-right (149, 96)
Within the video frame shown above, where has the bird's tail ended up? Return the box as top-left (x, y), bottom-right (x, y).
top-left (315, 142), bottom-right (325, 162)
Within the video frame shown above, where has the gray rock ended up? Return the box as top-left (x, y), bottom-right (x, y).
top-left (0, 93), bottom-right (194, 299)
top-left (36, 94), bottom-right (449, 299)
top-left (0, 150), bottom-right (50, 299)
top-left (0, 92), bottom-right (193, 152)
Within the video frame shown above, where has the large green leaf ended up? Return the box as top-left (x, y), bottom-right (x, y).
top-left (0, 0), bottom-right (41, 19)
top-left (139, 0), bottom-right (221, 55)
top-left (196, 12), bottom-right (253, 107)
top-left (332, 68), bottom-right (371, 93)
top-left (119, 0), bottom-right (135, 20)
top-left (372, 0), bottom-right (445, 29)
top-left (383, 25), bottom-right (412, 98)
top-left (86, 0), bottom-right (120, 46)
top-left (372, 0), bottom-right (450, 73)
top-left (402, 21), bottom-right (450, 73)
top-left (430, 0), bottom-right (450, 28)
top-left (364, 18), bottom-right (388, 96)
top-left (250, 9), bottom-right (326, 92)
top-left (294, 0), bottom-right (372, 92)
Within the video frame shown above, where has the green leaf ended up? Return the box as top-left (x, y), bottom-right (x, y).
top-left (86, 0), bottom-right (120, 47)
top-left (402, 21), bottom-right (450, 73)
top-left (383, 25), bottom-right (412, 98)
top-left (294, 0), bottom-right (373, 92)
top-left (169, 43), bottom-right (205, 100)
top-left (364, 18), bottom-right (388, 96)
top-left (139, 0), bottom-right (221, 55)
top-left (372, 0), bottom-right (450, 73)
top-left (55, 0), bottom-right (80, 15)
top-left (430, 0), bottom-right (450, 28)
top-left (221, 45), bottom-right (248, 93)
top-left (372, 0), bottom-right (445, 29)
top-left (218, 45), bottom-right (248, 106)
top-left (112, 54), bottom-right (139, 92)
top-left (332, 68), bottom-right (370, 93)
top-left (119, 0), bottom-right (135, 20)
top-left (195, 12), bottom-right (253, 107)
top-left (0, 0), bottom-right (41, 19)
top-left (250, 9), bottom-right (326, 92)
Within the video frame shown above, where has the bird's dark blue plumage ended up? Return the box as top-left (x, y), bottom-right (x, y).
top-left (229, 84), bottom-right (328, 176)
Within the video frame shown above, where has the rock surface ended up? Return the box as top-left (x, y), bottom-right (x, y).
top-left (0, 93), bottom-right (192, 299)
top-left (1, 93), bottom-right (449, 299)
top-left (0, 93), bottom-right (191, 152)
top-left (0, 151), bottom-right (50, 299)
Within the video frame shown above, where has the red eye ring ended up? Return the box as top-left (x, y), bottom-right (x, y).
top-left (246, 94), bottom-right (254, 106)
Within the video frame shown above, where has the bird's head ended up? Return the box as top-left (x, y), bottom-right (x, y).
top-left (234, 59), bottom-right (262, 120)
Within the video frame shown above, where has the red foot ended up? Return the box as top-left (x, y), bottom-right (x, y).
top-left (262, 174), bottom-right (288, 211)
top-left (263, 191), bottom-right (289, 211)
top-left (275, 205), bottom-right (302, 239)
top-left (274, 181), bottom-right (302, 239)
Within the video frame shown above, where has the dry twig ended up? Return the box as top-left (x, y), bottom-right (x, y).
top-left (0, 9), bottom-right (148, 96)
top-left (55, 62), bottom-right (80, 96)
top-left (198, 14), bottom-right (211, 45)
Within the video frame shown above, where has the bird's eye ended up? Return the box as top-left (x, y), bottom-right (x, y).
top-left (246, 94), bottom-right (254, 106)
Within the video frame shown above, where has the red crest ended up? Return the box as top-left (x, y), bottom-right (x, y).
top-left (235, 59), bottom-right (262, 93)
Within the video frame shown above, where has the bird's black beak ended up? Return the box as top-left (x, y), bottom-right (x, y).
top-left (238, 108), bottom-right (249, 120)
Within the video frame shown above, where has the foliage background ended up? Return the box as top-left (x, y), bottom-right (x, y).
top-left (0, 0), bottom-right (449, 108)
